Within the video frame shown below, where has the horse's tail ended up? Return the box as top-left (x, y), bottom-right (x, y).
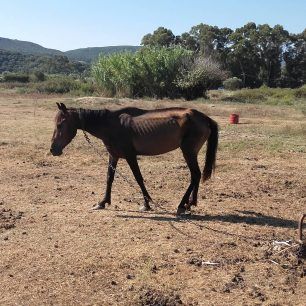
top-left (202, 118), bottom-right (218, 182)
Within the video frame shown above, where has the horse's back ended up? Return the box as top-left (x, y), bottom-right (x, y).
top-left (113, 107), bottom-right (212, 155)
top-left (118, 108), bottom-right (192, 155)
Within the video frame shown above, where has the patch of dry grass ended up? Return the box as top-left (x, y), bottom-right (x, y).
top-left (0, 93), bottom-right (305, 305)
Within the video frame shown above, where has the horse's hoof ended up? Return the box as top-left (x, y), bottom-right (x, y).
top-left (92, 203), bottom-right (106, 210)
top-left (139, 205), bottom-right (151, 212)
top-left (184, 209), bottom-right (191, 215)
top-left (185, 204), bottom-right (191, 211)
top-left (187, 200), bottom-right (197, 207)
top-left (176, 207), bottom-right (186, 216)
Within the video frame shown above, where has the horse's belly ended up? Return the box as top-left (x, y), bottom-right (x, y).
top-left (133, 128), bottom-right (181, 155)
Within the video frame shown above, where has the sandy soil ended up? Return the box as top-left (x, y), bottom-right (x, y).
top-left (0, 93), bottom-right (305, 305)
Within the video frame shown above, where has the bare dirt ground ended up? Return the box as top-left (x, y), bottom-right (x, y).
top-left (0, 92), bottom-right (305, 305)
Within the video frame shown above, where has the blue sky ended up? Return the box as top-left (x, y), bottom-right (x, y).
top-left (1, 0), bottom-right (305, 51)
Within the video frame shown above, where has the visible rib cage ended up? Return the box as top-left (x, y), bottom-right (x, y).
top-left (132, 117), bottom-right (178, 136)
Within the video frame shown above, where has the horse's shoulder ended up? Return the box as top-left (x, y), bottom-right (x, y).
top-left (118, 113), bottom-right (135, 129)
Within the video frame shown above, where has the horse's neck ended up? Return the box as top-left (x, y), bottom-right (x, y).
top-left (79, 109), bottom-right (109, 138)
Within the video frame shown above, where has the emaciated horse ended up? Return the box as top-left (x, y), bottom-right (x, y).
top-left (50, 103), bottom-right (218, 215)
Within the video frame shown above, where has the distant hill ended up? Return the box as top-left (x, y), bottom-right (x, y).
top-left (0, 37), bottom-right (63, 56)
top-left (0, 37), bottom-right (140, 64)
top-left (65, 46), bottom-right (140, 63)
top-left (0, 49), bottom-right (88, 74)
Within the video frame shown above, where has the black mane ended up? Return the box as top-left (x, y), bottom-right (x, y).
top-left (77, 108), bottom-right (109, 129)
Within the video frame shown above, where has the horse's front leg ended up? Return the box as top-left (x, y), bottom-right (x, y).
top-left (126, 155), bottom-right (152, 211)
top-left (92, 155), bottom-right (118, 210)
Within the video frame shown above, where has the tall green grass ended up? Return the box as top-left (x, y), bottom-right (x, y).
top-left (92, 47), bottom-right (192, 98)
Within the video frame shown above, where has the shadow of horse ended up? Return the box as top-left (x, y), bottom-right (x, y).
top-left (115, 209), bottom-right (298, 229)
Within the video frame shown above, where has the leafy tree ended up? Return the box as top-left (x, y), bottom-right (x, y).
top-left (189, 24), bottom-right (218, 56)
top-left (141, 22), bottom-right (304, 89)
top-left (214, 27), bottom-right (233, 67)
top-left (282, 29), bottom-right (306, 87)
top-left (256, 24), bottom-right (289, 87)
top-left (227, 22), bottom-right (261, 87)
top-left (177, 32), bottom-right (199, 51)
top-left (141, 34), bottom-right (153, 46)
top-left (189, 24), bottom-right (232, 60)
top-left (141, 27), bottom-right (176, 47)
top-left (227, 23), bottom-right (289, 87)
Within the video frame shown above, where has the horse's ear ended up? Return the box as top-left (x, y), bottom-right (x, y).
top-left (56, 102), bottom-right (68, 114)
top-left (60, 103), bottom-right (67, 112)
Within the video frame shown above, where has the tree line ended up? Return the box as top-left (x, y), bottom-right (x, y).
top-left (141, 22), bottom-right (306, 88)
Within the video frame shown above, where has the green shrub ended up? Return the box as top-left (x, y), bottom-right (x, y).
top-left (35, 76), bottom-right (78, 94)
top-left (223, 77), bottom-right (243, 90)
top-left (71, 81), bottom-right (96, 96)
top-left (293, 85), bottom-right (306, 99)
top-left (136, 47), bottom-right (191, 98)
top-left (176, 56), bottom-right (227, 99)
top-left (2, 73), bottom-right (29, 83)
top-left (34, 76), bottom-right (96, 95)
top-left (31, 71), bottom-right (45, 82)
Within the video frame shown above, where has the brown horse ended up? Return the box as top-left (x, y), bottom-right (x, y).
top-left (50, 103), bottom-right (218, 215)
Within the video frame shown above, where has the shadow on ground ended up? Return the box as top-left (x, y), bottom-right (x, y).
top-left (115, 209), bottom-right (297, 229)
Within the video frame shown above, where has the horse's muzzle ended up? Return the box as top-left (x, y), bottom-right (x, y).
top-left (50, 144), bottom-right (63, 156)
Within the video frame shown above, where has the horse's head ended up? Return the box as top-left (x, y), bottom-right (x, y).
top-left (50, 103), bottom-right (78, 156)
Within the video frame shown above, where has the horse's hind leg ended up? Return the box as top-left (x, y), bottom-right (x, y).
top-left (187, 159), bottom-right (202, 208)
top-left (177, 148), bottom-right (201, 216)
top-left (177, 181), bottom-right (195, 216)
top-left (126, 155), bottom-right (152, 211)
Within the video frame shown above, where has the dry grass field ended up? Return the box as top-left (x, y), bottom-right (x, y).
top-left (0, 91), bottom-right (305, 305)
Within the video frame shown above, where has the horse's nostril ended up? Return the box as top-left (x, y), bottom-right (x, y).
top-left (50, 145), bottom-right (62, 156)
